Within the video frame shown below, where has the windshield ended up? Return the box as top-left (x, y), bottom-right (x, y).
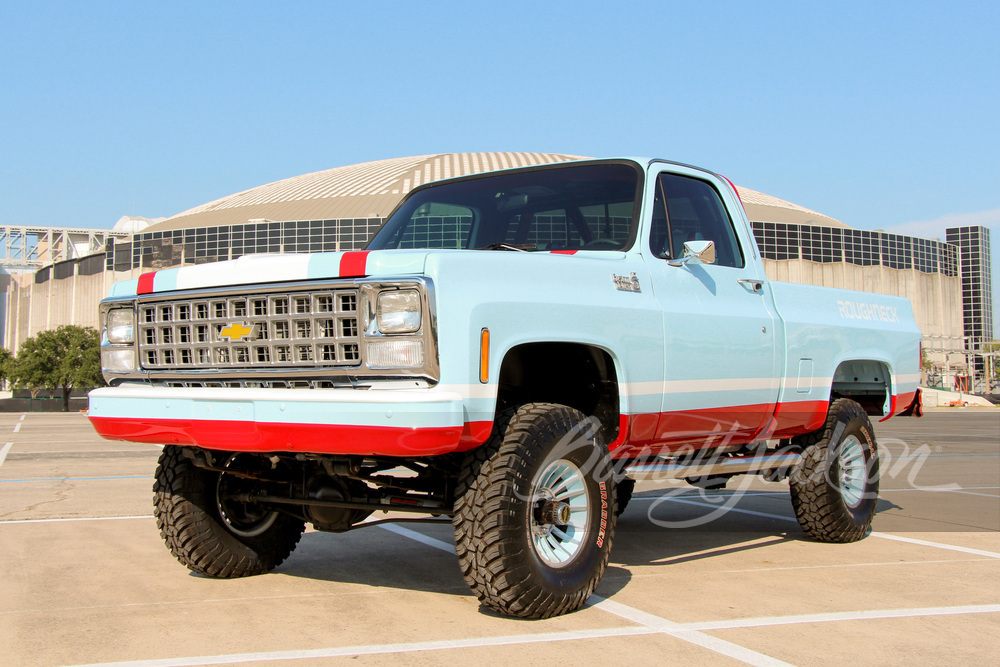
top-left (367, 162), bottom-right (641, 252)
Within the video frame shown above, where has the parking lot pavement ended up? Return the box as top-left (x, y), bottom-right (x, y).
top-left (0, 410), bottom-right (997, 666)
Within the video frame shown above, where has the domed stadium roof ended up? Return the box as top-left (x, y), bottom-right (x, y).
top-left (147, 152), bottom-right (848, 231)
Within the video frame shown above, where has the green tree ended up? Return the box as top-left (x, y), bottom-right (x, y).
top-left (0, 346), bottom-right (12, 390)
top-left (10, 325), bottom-right (105, 411)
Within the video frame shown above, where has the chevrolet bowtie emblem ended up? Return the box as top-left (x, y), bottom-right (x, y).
top-left (219, 322), bottom-right (256, 342)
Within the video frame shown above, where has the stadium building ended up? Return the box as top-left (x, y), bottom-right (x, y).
top-left (2, 153), bottom-right (993, 392)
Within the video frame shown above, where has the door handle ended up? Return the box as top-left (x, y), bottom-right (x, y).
top-left (738, 278), bottom-right (763, 292)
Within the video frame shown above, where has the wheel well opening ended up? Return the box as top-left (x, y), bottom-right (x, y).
top-left (496, 343), bottom-right (620, 445)
top-left (831, 360), bottom-right (891, 416)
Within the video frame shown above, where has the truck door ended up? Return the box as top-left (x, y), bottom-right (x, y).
top-left (644, 169), bottom-right (779, 449)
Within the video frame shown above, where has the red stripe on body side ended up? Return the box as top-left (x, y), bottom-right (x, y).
top-left (880, 393), bottom-right (912, 422)
top-left (137, 272), bottom-right (156, 294)
top-left (610, 400), bottom-right (829, 459)
top-left (770, 400), bottom-right (829, 438)
top-left (339, 251), bottom-right (369, 278)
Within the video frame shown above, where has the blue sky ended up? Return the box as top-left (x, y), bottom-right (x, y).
top-left (1, 1), bottom-right (997, 319)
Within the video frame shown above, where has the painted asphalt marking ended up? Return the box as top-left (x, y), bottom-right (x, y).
top-left (883, 488), bottom-right (1000, 499)
top-left (63, 603), bottom-right (1000, 667)
top-left (0, 442), bottom-right (12, 467)
top-left (658, 496), bottom-right (1000, 559)
top-left (872, 533), bottom-right (1000, 559)
top-left (712, 558), bottom-right (992, 574)
top-left (0, 475), bottom-right (149, 483)
top-left (6, 516), bottom-right (995, 666)
top-left (0, 515), bottom-right (152, 525)
top-left (13, 422), bottom-right (21, 433)
top-left (685, 604), bottom-right (1000, 631)
top-left (377, 525), bottom-right (789, 666)
top-left (69, 627), bottom-right (659, 666)
top-left (379, 523), bottom-right (455, 552)
top-left (587, 595), bottom-right (792, 667)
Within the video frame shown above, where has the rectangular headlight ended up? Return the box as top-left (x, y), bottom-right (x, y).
top-left (376, 290), bottom-right (421, 334)
top-left (102, 348), bottom-right (135, 373)
top-left (107, 309), bottom-right (135, 344)
top-left (366, 340), bottom-right (424, 369)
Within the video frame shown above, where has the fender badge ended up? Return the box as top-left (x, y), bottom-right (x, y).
top-left (612, 272), bottom-right (641, 293)
top-left (219, 322), bottom-right (256, 342)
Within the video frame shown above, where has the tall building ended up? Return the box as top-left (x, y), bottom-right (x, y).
top-left (946, 226), bottom-right (994, 392)
top-left (946, 226), bottom-right (994, 347)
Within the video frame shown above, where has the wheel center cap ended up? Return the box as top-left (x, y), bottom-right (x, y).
top-left (536, 500), bottom-right (572, 526)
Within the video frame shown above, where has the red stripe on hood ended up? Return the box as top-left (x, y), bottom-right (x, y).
top-left (339, 251), bottom-right (369, 277)
top-left (137, 272), bottom-right (156, 294)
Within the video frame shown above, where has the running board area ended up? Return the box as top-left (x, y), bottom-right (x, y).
top-left (626, 452), bottom-right (802, 480)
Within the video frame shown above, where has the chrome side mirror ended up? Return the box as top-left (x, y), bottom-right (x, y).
top-left (668, 240), bottom-right (716, 267)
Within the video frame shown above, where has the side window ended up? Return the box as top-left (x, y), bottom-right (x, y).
top-left (650, 173), bottom-right (744, 268)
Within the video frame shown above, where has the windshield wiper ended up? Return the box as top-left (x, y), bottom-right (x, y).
top-left (474, 243), bottom-right (538, 252)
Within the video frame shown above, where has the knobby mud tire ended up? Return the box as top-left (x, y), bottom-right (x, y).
top-left (790, 398), bottom-right (880, 543)
top-left (615, 477), bottom-right (635, 517)
top-left (153, 446), bottom-right (305, 578)
top-left (452, 403), bottom-right (617, 619)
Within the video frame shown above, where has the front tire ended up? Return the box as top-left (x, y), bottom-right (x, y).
top-left (452, 403), bottom-right (617, 619)
top-left (153, 446), bottom-right (305, 578)
top-left (790, 398), bottom-right (880, 542)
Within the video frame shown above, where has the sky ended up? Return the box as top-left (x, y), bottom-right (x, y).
top-left (1, 1), bottom-right (997, 321)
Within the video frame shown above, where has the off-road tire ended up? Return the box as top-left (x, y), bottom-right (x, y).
top-left (790, 398), bottom-right (880, 542)
top-left (452, 403), bottom-right (617, 619)
top-left (153, 446), bottom-right (305, 577)
top-left (615, 477), bottom-right (635, 517)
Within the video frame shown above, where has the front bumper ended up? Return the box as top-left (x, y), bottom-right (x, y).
top-left (88, 385), bottom-right (488, 457)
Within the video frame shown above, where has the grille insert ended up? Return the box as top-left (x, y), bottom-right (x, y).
top-left (138, 288), bottom-right (361, 370)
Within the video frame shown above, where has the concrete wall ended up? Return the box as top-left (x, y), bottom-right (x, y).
top-left (2, 255), bottom-right (140, 352)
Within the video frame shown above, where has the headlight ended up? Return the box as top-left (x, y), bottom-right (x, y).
top-left (101, 349), bottom-right (135, 373)
top-left (107, 309), bottom-right (135, 344)
top-left (376, 290), bottom-right (421, 333)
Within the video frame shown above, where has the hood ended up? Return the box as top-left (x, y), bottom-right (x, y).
top-left (108, 249), bottom-right (628, 297)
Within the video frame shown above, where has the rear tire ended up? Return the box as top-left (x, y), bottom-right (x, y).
top-left (153, 446), bottom-right (305, 577)
top-left (452, 403), bottom-right (616, 618)
top-left (790, 398), bottom-right (880, 542)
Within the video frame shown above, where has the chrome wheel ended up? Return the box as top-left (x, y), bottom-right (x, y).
top-left (838, 435), bottom-right (867, 508)
top-left (530, 459), bottom-right (590, 567)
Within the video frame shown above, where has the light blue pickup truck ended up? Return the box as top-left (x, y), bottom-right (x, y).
top-left (90, 158), bottom-right (922, 618)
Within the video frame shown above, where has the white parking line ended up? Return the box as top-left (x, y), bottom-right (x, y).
top-left (13, 422), bottom-right (21, 433)
top-left (872, 533), bottom-right (1000, 558)
top-left (376, 525), bottom-right (789, 666)
top-left (69, 627), bottom-right (660, 667)
top-left (658, 496), bottom-right (1000, 559)
top-left (379, 523), bottom-right (454, 552)
top-left (63, 602), bottom-right (1000, 667)
top-left (588, 595), bottom-right (792, 666)
top-left (9, 516), bottom-right (996, 666)
top-left (0, 442), bottom-right (12, 467)
top-left (0, 515), bottom-right (152, 525)
top-left (686, 604), bottom-right (1000, 631)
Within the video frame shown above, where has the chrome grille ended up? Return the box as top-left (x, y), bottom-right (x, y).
top-left (138, 289), bottom-right (361, 370)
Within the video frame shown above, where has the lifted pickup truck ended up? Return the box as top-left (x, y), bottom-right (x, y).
top-left (90, 158), bottom-right (922, 618)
